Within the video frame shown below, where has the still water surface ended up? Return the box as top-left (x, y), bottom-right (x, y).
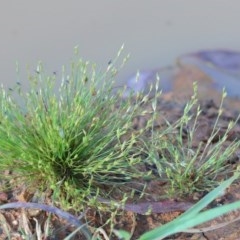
top-left (1, 1), bottom-right (240, 88)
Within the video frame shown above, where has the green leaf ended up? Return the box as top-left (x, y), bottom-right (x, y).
top-left (139, 171), bottom-right (240, 240)
top-left (113, 230), bottom-right (131, 240)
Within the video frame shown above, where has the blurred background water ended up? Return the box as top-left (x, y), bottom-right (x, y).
top-left (1, 1), bottom-right (240, 88)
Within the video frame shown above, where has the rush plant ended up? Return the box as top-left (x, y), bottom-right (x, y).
top-left (146, 84), bottom-right (240, 196)
top-left (0, 47), bottom-right (149, 211)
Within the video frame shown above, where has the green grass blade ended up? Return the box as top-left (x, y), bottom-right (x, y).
top-left (139, 201), bottom-right (240, 240)
top-left (138, 171), bottom-right (240, 240)
top-left (180, 171), bottom-right (240, 219)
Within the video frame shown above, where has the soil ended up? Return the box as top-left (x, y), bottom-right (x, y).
top-left (0, 65), bottom-right (240, 239)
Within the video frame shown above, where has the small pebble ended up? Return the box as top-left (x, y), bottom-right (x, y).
top-left (12, 219), bottom-right (18, 226)
top-left (0, 192), bottom-right (8, 202)
top-left (27, 208), bottom-right (41, 217)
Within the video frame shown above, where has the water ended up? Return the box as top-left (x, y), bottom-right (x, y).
top-left (1, 1), bottom-right (240, 88)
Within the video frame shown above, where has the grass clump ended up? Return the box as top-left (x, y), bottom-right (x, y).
top-left (145, 83), bottom-right (240, 197)
top-left (0, 47), bottom-right (148, 211)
